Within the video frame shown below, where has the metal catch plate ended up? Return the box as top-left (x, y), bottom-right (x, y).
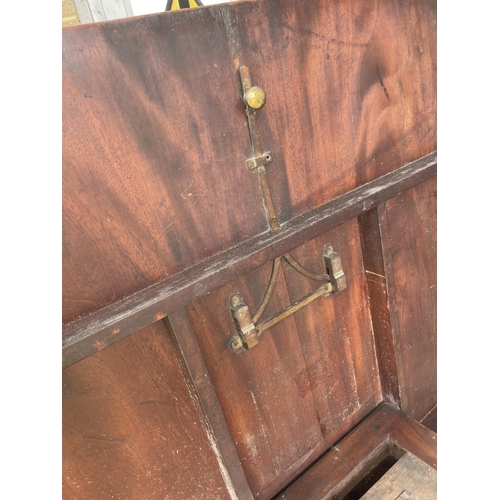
top-left (245, 153), bottom-right (272, 170)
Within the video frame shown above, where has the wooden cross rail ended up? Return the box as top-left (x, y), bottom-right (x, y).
top-left (62, 151), bottom-right (436, 368)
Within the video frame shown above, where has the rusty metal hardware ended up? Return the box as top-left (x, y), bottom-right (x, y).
top-left (245, 152), bottom-right (272, 170)
top-left (230, 244), bottom-right (347, 353)
top-left (230, 68), bottom-right (347, 353)
top-left (239, 66), bottom-right (279, 229)
top-left (324, 245), bottom-right (347, 293)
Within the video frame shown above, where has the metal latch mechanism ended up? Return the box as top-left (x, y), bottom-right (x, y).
top-left (229, 67), bottom-right (347, 353)
top-left (229, 245), bottom-right (347, 353)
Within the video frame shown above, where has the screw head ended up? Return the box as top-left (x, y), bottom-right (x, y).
top-left (230, 337), bottom-right (243, 351)
top-left (244, 86), bottom-right (266, 110)
top-left (231, 294), bottom-right (241, 306)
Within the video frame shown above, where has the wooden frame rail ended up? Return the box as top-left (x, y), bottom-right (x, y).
top-left (63, 152), bottom-right (436, 368)
top-left (277, 403), bottom-right (437, 500)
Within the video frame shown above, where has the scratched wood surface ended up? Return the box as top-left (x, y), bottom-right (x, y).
top-left (63, 0), bottom-right (436, 325)
top-left (62, 7), bottom-right (269, 324)
top-left (281, 219), bottom-right (382, 446)
top-left (279, 403), bottom-right (437, 500)
top-left (360, 452), bottom-right (437, 500)
top-left (62, 322), bottom-right (232, 499)
top-left (185, 263), bottom-right (325, 499)
top-left (358, 207), bottom-right (402, 408)
top-left (62, 0), bottom-right (437, 496)
top-left (231, 0), bottom-right (437, 222)
top-left (63, 153), bottom-right (436, 368)
top-left (380, 177), bottom-right (437, 421)
top-left (185, 221), bottom-right (382, 499)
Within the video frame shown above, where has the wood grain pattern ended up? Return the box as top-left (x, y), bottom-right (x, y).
top-left (164, 309), bottom-right (254, 500)
top-left (61, 1), bottom-right (437, 497)
top-left (62, 322), bottom-right (232, 499)
top-left (358, 208), bottom-right (402, 407)
top-left (185, 262), bottom-right (326, 499)
top-left (231, 0), bottom-right (437, 222)
top-left (380, 177), bottom-right (437, 421)
top-left (63, 0), bottom-right (436, 331)
top-left (181, 221), bottom-right (388, 498)
top-left (62, 152), bottom-right (436, 368)
top-left (360, 452), bottom-right (436, 500)
top-left (62, 7), bottom-right (270, 324)
top-left (278, 403), bottom-right (437, 500)
top-left (281, 220), bottom-right (382, 446)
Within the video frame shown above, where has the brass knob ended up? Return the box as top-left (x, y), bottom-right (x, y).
top-left (244, 86), bottom-right (266, 110)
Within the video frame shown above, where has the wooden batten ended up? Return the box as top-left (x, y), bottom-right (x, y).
top-left (63, 0), bottom-right (437, 497)
top-left (63, 152), bottom-right (436, 368)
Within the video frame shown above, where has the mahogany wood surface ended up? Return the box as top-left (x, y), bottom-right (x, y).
top-left (62, 0), bottom-right (437, 496)
top-left (185, 261), bottom-right (325, 499)
top-left (358, 208), bottom-right (402, 407)
top-left (164, 309), bottom-right (254, 500)
top-left (230, 0), bottom-right (437, 221)
top-left (184, 222), bottom-right (383, 499)
top-left (62, 6), bottom-right (270, 324)
top-left (380, 178), bottom-right (437, 421)
top-left (63, 0), bottom-right (436, 333)
top-left (281, 220), bottom-right (382, 446)
top-left (62, 152), bottom-right (436, 368)
top-left (278, 403), bottom-right (437, 500)
top-left (421, 405), bottom-right (437, 433)
top-left (62, 322), bottom-right (232, 499)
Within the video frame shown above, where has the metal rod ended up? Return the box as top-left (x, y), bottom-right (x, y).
top-left (256, 282), bottom-right (332, 335)
top-left (239, 66), bottom-right (263, 155)
top-left (252, 257), bottom-right (281, 324)
top-left (283, 252), bottom-right (329, 282)
top-left (239, 66), bottom-right (279, 230)
top-left (256, 168), bottom-right (280, 229)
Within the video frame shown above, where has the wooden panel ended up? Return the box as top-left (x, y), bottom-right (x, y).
top-left (63, 153), bottom-right (436, 368)
top-left (381, 177), bottom-right (437, 420)
top-left (360, 452), bottom-right (437, 500)
top-left (279, 403), bottom-right (437, 500)
top-left (184, 222), bottom-right (386, 498)
top-left (164, 309), bottom-right (254, 500)
top-left (63, 0), bottom-right (436, 326)
top-left (62, 322), bottom-right (232, 499)
top-left (281, 219), bottom-right (382, 445)
top-left (231, 0), bottom-right (437, 222)
top-left (62, 8), bottom-right (270, 323)
top-left (185, 263), bottom-right (325, 499)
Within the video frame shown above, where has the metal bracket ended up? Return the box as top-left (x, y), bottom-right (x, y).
top-left (229, 244), bottom-right (347, 353)
top-left (245, 152), bottom-right (272, 170)
top-left (230, 67), bottom-right (347, 353)
top-left (239, 66), bottom-right (279, 229)
top-left (324, 244), bottom-right (347, 293)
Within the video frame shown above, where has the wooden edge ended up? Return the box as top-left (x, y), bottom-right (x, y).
top-left (420, 405), bottom-right (437, 433)
top-left (390, 408), bottom-right (437, 469)
top-left (163, 310), bottom-right (254, 500)
top-left (377, 203), bottom-right (410, 414)
top-left (63, 152), bottom-right (437, 368)
top-left (358, 209), bottom-right (401, 407)
top-left (277, 403), bottom-right (437, 500)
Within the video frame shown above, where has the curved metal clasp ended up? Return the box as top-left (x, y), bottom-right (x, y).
top-left (229, 244), bottom-right (347, 353)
